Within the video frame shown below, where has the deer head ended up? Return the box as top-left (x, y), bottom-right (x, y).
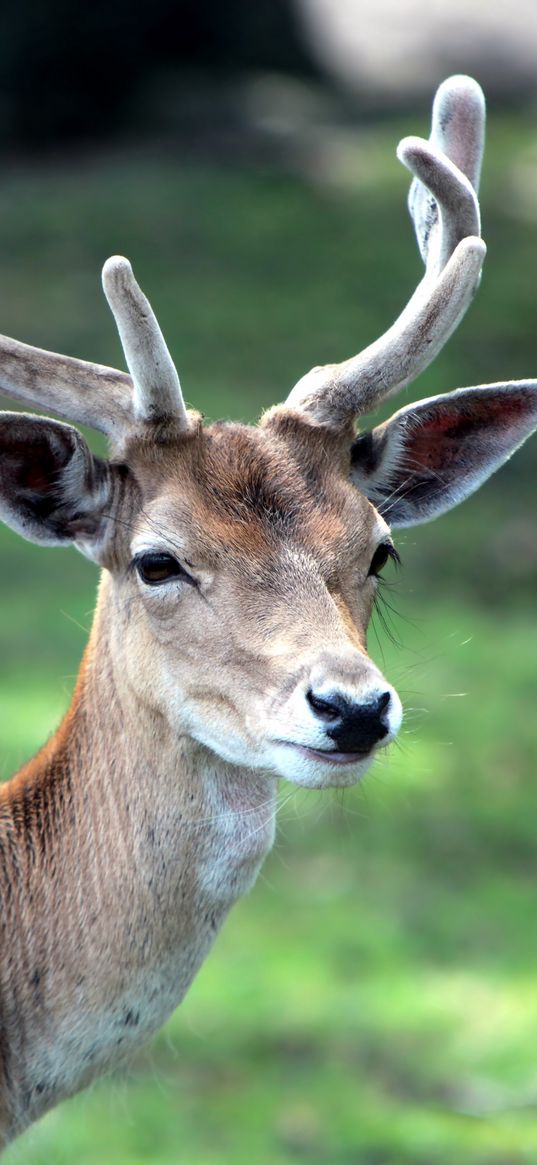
top-left (1, 75), bottom-right (536, 791)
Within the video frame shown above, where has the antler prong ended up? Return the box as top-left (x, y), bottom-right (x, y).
top-left (285, 74), bottom-right (487, 428)
top-left (404, 74), bottom-right (485, 277)
top-left (0, 256), bottom-right (189, 439)
top-left (429, 74), bottom-right (485, 197)
top-left (398, 137), bottom-right (480, 276)
top-left (102, 256), bottom-right (188, 429)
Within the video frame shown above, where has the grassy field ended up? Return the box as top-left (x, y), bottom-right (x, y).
top-left (2, 110), bottom-right (537, 1163)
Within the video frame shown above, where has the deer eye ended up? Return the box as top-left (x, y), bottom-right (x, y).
top-left (368, 542), bottom-right (400, 578)
top-left (135, 552), bottom-right (193, 587)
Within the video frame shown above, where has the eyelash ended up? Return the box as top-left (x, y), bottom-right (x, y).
top-left (368, 542), bottom-right (401, 578)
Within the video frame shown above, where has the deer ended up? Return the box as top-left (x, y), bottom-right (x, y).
top-left (1, 73), bottom-right (536, 1151)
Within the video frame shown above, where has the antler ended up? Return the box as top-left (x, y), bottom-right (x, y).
top-left (102, 257), bottom-right (188, 428)
top-left (0, 257), bottom-right (188, 438)
top-left (285, 75), bottom-right (487, 428)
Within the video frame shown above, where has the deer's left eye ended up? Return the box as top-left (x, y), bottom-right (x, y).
top-left (135, 552), bottom-right (193, 586)
top-left (368, 542), bottom-right (400, 578)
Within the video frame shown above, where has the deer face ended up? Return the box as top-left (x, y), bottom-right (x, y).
top-left (2, 77), bottom-right (537, 795)
top-left (105, 414), bottom-right (401, 789)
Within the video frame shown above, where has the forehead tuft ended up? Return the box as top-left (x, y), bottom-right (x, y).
top-left (198, 422), bottom-right (367, 536)
top-left (202, 423), bottom-right (314, 525)
top-left (128, 418), bottom-right (375, 559)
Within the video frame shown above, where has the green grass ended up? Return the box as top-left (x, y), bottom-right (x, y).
top-left (2, 114), bottom-right (537, 1163)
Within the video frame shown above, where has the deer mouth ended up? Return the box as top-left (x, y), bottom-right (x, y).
top-left (274, 740), bottom-right (373, 767)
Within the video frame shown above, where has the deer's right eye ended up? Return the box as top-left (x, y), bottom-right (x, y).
top-left (135, 552), bottom-right (193, 587)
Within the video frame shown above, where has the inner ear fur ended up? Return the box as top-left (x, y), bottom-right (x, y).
top-left (0, 412), bottom-right (115, 553)
top-left (350, 383), bottom-right (537, 527)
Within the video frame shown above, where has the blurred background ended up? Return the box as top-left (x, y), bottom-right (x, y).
top-left (2, 2), bottom-right (537, 1162)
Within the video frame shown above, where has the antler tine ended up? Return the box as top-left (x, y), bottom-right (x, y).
top-left (0, 335), bottom-right (133, 438)
top-left (401, 74), bottom-right (485, 277)
top-left (285, 76), bottom-right (486, 429)
top-left (102, 256), bottom-right (189, 429)
top-left (0, 257), bottom-right (189, 438)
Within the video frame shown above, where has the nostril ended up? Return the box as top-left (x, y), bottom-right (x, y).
top-left (378, 690), bottom-right (391, 715)
top-left (306, 689), bottom-right (343, 723)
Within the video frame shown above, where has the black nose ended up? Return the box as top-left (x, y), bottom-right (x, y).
top-left (306, 688), bottom-right (391, 753)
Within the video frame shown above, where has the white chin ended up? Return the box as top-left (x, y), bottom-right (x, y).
top-left (268, 741), bottom-right (375, 789)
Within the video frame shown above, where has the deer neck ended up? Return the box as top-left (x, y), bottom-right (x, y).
top-left (0, 577), bottom-right (277, 1141)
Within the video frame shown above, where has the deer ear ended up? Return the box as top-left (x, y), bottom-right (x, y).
top-left (351, 383), bottom-right (537, 527)
top-left (0, 412), bottom-right (116, 560)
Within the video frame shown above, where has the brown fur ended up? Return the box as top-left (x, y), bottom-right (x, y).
top-left (2, 74), bottom-right (532, 1151)
top-left (0, 412), bottom-right (392, 1148)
